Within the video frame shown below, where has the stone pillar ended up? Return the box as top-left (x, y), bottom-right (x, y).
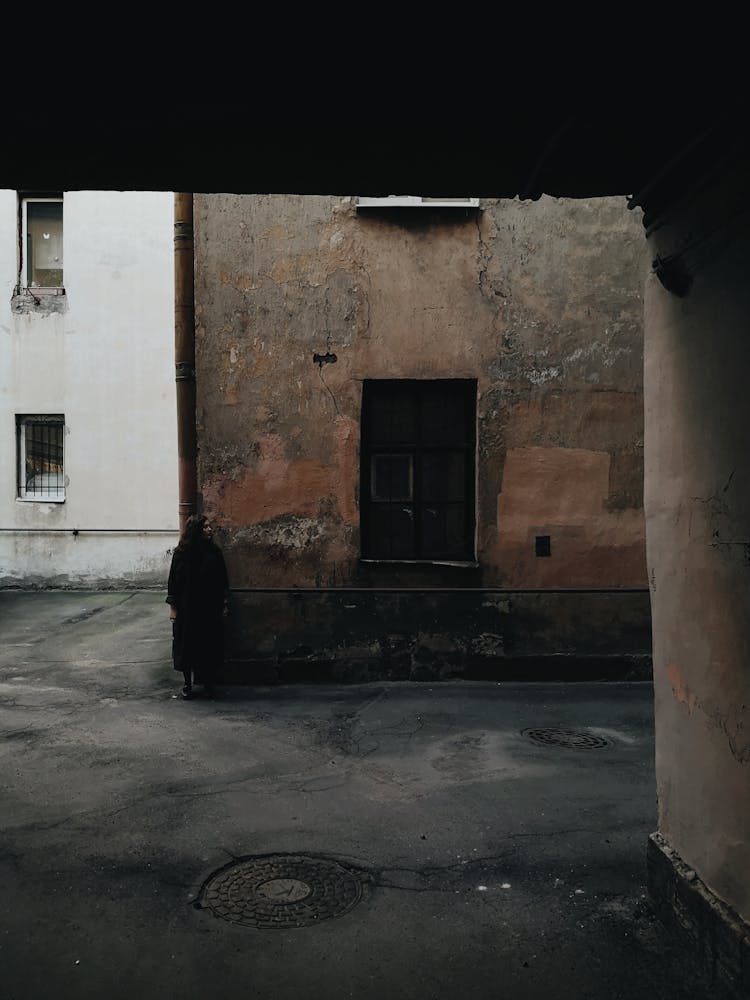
top-left (644, 156), bottom-right (750, 989)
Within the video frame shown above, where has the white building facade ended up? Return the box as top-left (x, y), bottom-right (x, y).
top-left (0, 190), bottom-right (178, 587)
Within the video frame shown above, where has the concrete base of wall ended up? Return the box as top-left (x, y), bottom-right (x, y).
top-left (647, 832), bottom-right (750, 999)
top-left (0, 532), bottom-right (178, 590)
top-left (222, 653), bottom-right (652, 685)
top-left (1, 575), bottom-right (168, 590)
top-left (224, 588), bottom-right (652, 683)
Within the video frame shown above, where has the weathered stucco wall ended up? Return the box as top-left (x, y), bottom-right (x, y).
top-left (195, 194), bottom-right (649, 594)
top-left (644, 163), bottom-right (750, 926)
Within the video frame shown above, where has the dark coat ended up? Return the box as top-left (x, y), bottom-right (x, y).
top-left (166, 540), bottom-right (229, 682)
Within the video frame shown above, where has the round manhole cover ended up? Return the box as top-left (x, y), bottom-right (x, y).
top-left (523, 727), bottom-right (610, 749)
top-left (197, 854), bottom-right (365, 928)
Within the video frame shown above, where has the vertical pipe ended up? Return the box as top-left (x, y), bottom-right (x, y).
top-left (174, 193), bottom-right (197, 534)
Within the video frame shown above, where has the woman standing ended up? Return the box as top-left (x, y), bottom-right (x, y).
top-left (166, 514), bottom-right (230, 699)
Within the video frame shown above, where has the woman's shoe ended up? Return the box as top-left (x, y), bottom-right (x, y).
top-left (181, 685), bottom-right (193, 700)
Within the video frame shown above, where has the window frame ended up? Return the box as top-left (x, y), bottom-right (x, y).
top-left (360, 379), bottom-right (477, 564)
top-left (16, 414), bottom-right (66, 502)
top-left (356, 195), bottom-right (479, 209)
top-left (19, 194), bottom-right (65, 294)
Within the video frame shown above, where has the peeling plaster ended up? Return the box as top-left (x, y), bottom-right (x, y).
top-left (228, 516), bottom-right (326, 550)
top-left (203, 417), bottom-right (359, 528)
top-left (527, 366), bottom-right (560, 385)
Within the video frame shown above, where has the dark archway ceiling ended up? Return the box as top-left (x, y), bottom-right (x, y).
top-left (4, 101), bottom-right (746, 229)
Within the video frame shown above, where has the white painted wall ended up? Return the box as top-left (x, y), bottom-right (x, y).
top-left (0, 191), bottom-right (179, 586)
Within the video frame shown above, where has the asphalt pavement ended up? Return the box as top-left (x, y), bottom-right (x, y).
top-left (0, 590), bottom-right (732, 1000)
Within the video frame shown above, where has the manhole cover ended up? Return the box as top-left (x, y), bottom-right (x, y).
top-left (197, 854), bottom-right (365, 928)
top-left (522, 727), bottom-right (610, 749)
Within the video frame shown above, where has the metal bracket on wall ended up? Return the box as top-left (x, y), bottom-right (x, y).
top-left (313, 352), bottom-right (337, 368)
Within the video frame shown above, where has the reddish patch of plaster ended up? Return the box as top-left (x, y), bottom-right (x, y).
top-left (497, 447), bottom-right (610, 524)
top-left (203, 417), bottom-right (359, 527)
top-left (666, 663), bottom-right (698, 715)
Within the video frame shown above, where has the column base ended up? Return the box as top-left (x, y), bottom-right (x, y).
top-left (647, 832), bottom-right (750, 998)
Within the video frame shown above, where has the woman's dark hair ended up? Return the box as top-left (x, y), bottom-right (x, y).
top-left (178, 514), bottom-right (208, 551)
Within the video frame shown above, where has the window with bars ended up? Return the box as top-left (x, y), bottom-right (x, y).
top-left (16, 415), bottom-right (65, 501)
top-left (360, 380), bottom-right (476, 562)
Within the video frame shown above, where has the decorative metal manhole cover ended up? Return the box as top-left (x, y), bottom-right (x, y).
top-left (197, 854), bottom-right (365, 928)
top-left (522, 727), bottom-right (610, 749)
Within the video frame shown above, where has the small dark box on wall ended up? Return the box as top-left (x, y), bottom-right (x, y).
top-left (535, 535), bottom-right (551, 557)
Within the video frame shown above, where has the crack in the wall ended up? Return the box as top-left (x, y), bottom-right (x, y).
top-left (475, 212), bottom-right (489, 291)
top-left (706, 707), bottom-right (750, 765)
top-left (353, 263), bottom-right (372, 340)
top-left (690, 467), bottom-right (737, 515)
top-left (709, 540), bottom-right (750, 565)
top-left (317, 365), bottom-right (341, 415)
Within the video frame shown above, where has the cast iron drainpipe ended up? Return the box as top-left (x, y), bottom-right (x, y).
top-left (174, 193), bottom-right (197, 534)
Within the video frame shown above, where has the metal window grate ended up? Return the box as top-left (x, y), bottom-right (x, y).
top-left (360, 379), bottom-right (477, 562)
top-left (17, 415), bottom-right (65, 499)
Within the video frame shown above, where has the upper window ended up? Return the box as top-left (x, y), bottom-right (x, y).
top-left (360, 380), bottom-right (476, 562)
top-left (17, 415), bottom-right (65, 502)
top-left (20, 195), bottom-right (64, 292)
